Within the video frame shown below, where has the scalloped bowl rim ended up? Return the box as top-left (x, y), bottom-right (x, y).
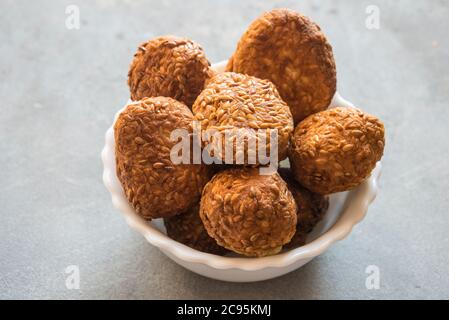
top-left (101, 60), bottom-right (381, 272)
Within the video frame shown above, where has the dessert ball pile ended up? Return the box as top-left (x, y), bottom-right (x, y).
top-left (114, 8), bottom-right (385, 257)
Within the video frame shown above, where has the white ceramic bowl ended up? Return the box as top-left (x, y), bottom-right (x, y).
top-left (101, 61), bottom-right (382, 282)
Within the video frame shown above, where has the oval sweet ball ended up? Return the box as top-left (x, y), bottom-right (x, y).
top-left (288, 107), bottom-right (385, 194)
top-left (192, 72), bottom-right (294, 165)
top-left (114, 97), bottom-right (212, 219)
top-left (128, 36), bottom-right (214, 108)
top-left (226, 8), bottom-right (336, 124)
top-left (199, 167), bottom-right (297, 257)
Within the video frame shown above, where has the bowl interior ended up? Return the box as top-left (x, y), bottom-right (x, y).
top-left (149, 188), bottom-right (348, 253)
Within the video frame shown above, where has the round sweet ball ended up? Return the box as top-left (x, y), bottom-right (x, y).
top-left (128, 36), bottom-right (214, 108)
top-left (192, 72), bottom-right (294, 164)
top-left (226, 8), bottom-right (336, 124)
top-left (199, 167), bottom-right (297, 257)
top-left (289, 107), bottom-right (385, 194)
top-left (114, 97), bottom-right (212, 219)
top-left (164, 204), bottom-right (228, 255)
top-left (279, 168), bottom-right (329, 249)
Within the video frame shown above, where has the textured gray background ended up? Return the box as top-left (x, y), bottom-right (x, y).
top-left (1, 0), bottom-right (448, 299)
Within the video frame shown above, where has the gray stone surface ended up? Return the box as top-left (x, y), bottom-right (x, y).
top-left (1, 0), bottom-right (448, 299)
